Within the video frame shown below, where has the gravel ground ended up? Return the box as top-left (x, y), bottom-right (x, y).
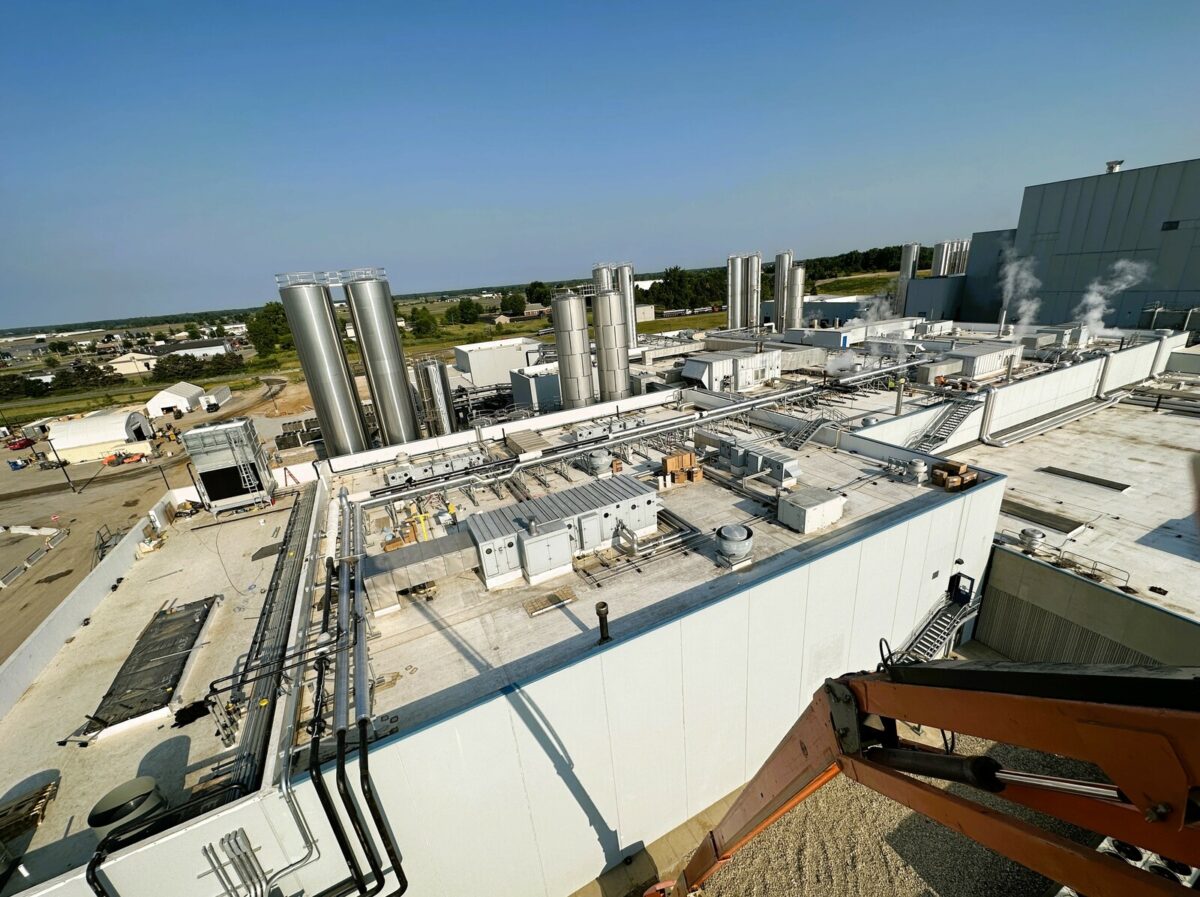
top-left (701, 737), bottom-right (1100, 897)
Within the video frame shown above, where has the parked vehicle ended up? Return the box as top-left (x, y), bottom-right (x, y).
top-left (7, 459), bottom-right (29, 471)
top-left (6, 437), bottom-right (34, 450)
top-left (38, 459), bottom-right (67, 470)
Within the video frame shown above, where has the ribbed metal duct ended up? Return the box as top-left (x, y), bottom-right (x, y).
top-left (774, 250), bottom-right (793, 312)
top-left (615, 263), bottom-right (636, 348)
top-left (552, 291), bottom-right (595, 409)
top-left (727, 256), bottom-right (744, 329)
top-left (414, 358), bottom-right (456, 436)
top-left (277, 279), bottom-right (369, 457)
top-left (785, 263), bottom-right (806, 330)
top-left (593, 289), bottom-right (630, 402)
top-left (343, 275), bottom-right (421, 446)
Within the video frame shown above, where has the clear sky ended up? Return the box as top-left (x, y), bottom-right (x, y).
top-left (2, 1), bottom-right (1197, 327)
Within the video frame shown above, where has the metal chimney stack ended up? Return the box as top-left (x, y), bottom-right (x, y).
top-left (342, 269), bottom-right (421, 447)
top-left (414, 358), bottom-right (456, 436)
top-left (615, 263), bottom-right (636, 348)
top-left (593, 289), bottom-right (631, 402)
top-left (774, 250), bottom-right (793, 314)
top-left (552, 291), bottom-right (595, 409)
top-left (784, 263), bottom-right (806, 331)
top-left (276, 274), bottom-right (369, 457)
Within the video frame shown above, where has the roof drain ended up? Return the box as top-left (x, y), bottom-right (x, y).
top-left (354, 499), bottom-right (411, 895)
top-left (333, 490), bottom-right (385, 894)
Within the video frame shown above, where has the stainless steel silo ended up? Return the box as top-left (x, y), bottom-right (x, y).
top-left (551, 291), bottom-right (594, 409)
top-left (896, 242), bottom-right (921, 312)
top-left (615, 263), bottom-right (636, 348)
top-left (592, 289), bottom-right (630, 402)
top-left (277, 276), bottom-right (369, 457)
top-left (414, 358), bottom-right (456, 436)
top-left (931, 242), bottom-right (950, 277)
top-left (745, 253), bottom-right (762, 328)
top-left (727, 256), bottom-right (744, 329)
top-left (774, 250), bottom-right (793, 311)
top-left (342, 272), bottom-right (421, 447)
top-left (784, 263), bottom-right (806, 330)
top-left (592, 263), bottom-right (614, 295)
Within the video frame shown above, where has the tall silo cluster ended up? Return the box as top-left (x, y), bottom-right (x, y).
top-left (726, 252), bottom-right (763, 330)
top-left (594, 262), bottom-right (638, 348)
top-left (930, 239), bottom-right (971, 277)
top-left (593, 289), bottom-right (631, 402)
top-left (276, 268), bottom-right (428, 458)
top-left (773, 250), bottom-right (807, 331)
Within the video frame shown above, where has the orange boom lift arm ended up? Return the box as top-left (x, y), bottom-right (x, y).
top-left (659, 661), bottom-right (1200, 897)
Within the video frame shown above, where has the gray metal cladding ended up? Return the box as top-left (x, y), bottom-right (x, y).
top-left (414, 358), bottom-right (456, 436)
top-left (278, 281), bottom-right (369, 457)
top-left (615, 263), bottom-right (636, 347)
top-left (727, 256), bottom-right (744, 329)
top-left (593, 289), bottom-right (631, 401)
top-left (785, 263), bottom-right (806, 330)
top-left (344, 276), bottom-right (421, 446)
top-left (552, 291), bottom-right (595, 409)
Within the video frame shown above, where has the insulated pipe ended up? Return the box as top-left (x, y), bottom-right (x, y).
top-left (1150, 335), bottom-right (1170, 379)
top-left (1096, 350), bottom-right (1114, 398)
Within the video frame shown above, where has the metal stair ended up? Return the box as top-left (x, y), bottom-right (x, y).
top-left (909, 400), bottom-right (977, 453)
top-left (907, 601), bottom-right (966, 659)
top-left (780, 407), bottom-right (848, 449)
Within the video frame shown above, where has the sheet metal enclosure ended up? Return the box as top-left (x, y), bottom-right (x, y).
top-left (552, 291), bottom-right (595, 409)
top-left (343, 275), bottom-right (421, 446)
top-left (777, 486), bottom-right (846, 533)
top-left (413, 358), bottom-right (456, 436)
top-left (181, 417), bottom-right (276, 510)
top-left (593, 289), bottom-right (631, 401)
top-left (278, 281), bottom-right (369, 456)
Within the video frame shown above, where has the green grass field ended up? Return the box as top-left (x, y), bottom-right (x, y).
top-left (812, 269), bottom-right (930, 296)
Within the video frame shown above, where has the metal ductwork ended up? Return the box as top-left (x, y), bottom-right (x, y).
top-left (414, 358), bottom-right (456, 436)
top-left (552, 291), bottom-right (595, 409)
top-left (774, 250), bottom-right (793, 314)
top-left (615, 262), bottom-right (637, 348)
top-left (277, 276), bottom-right (369, 457)
top-left (342, 270), bottom-right (421, 447)
top-left (593, 289), bottom-right (631, 402)
top-left (784, 263), bottom-right (806, 331)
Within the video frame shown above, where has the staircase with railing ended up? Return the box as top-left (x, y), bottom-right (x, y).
top-left (907, 399), bottom-right (979, 453)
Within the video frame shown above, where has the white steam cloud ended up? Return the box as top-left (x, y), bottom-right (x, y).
top-left (825, 349), bottom-right (859, 374)
top-left (1073, 259), bottom-right (1151, 338)
top-left (999, 247), bottom-right (1041, 341)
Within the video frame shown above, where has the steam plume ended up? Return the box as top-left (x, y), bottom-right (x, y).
top-left (1073, 259), bottom-right (1151, 338)
top-left (1000, 248), bottom-right (1041, 341)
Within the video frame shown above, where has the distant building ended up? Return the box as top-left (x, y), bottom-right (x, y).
top-left (154, 338), bottom-right (234, 360)
top-left (25, 371), bottom-right (56, 385)
top-left (145, 381), bottom-right (205, 417)
top-left (47, 411), bottom-right (154, 463)
top-left (108, 351), bottom-right (158, 376)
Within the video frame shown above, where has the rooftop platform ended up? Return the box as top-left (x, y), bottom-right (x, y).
top-left (0, 502), bottom-right (299, 895)
top-left (954, 402), bottom-right (1199, 620)
top-left (325, 437), bottom-right (995, 742)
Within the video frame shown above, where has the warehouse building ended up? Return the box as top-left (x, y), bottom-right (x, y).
top-left (46, 411), bottom-right (154, 463)
top-left (145, 381), bottom-right (204, 417)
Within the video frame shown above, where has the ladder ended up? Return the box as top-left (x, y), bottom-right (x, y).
top-left (909, 400), bottom-right (977, 453)
top-left (226, 432), bottom-right (268, 508)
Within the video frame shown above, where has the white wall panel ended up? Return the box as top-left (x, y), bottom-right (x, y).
top-left (848, 523), bottom-right (906, 666)
top-left (802, 543), bottom-right (862, 696)
top-left (744, 565), bottom-right (810, 768)
top-left (891, 512), bottom-right (932, 636)
top-left (602, 622), bottom-right (689, 854)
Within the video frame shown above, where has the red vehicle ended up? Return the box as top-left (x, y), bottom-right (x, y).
top-left (6, 437), bottom-right (34, 450)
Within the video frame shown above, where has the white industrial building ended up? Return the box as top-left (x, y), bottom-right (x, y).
top-left (680, 348), bottom-right (782, 391)
top-left (107, 351), bottom-right (158, 376)
top-left (46, 411), bottom-right (154, 463)
top-left (145, 381), bottom-right (205, 417)
top-left (453, 336), bottom-right (541, 387)
top-left (156, 338), bottom-right (233, 360)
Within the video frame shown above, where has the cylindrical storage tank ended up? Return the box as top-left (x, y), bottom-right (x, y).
top-left (899, 242), bottom-right (921, 279)
top-left (592, 263), bottom-right (614, 295)
top-left (414, 358), bottom-right (456, 436)
top-left (716, 523), bottom-right (753, 563)
top-left (552, 291), bottom-right (595, 409)
top-left (615, 263), bottom-right (636, 348)
top-left (785, 263), bottom-right (806, 330)
top-left (932, 242), bottom-right (950, 277)
top-left (727, 256), bottom-right (744, 329)
top-left (593, 289), bottom-right (631, 402)
top-left (278, 279), bottom-right (369, 457)
top-left (774, 250), bottom-right (792, 310)
top-left (343, 275), bottom-right (421, 446)
top-left (745, 253), bottom-right (762, 328)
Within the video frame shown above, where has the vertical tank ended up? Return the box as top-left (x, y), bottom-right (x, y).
top-left (896, 242), bottom-right (921, 313)
top-left (592, 263), bottom-right (614, 295)
top-left (727, 256), bottom-right (743, 329)
top-left (773, 250), bottom-right (792, 311)
top-left (932, 242), bottom-right (950, 277)
top-left (552, 291), bottom-right (595, 409)
top-left (593, 289), bottom-right (631, 402)
top-left (784, 263), bottom-right (806, 330)
top-left (276, 276), bottom-right (369, 457)
top-left (342, 272), bottom-right (421, 446)
top-left (615, 263), bottom-right (636, 348)
top-left (414, 358), bottom-right (456, 436)
top-left (745, 253), bottom-right (762, 328)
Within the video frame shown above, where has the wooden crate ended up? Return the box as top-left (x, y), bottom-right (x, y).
top-left (662, 451), bottom-right (696, 475)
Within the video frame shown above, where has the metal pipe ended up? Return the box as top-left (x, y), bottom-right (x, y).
top-left (308, 711), bottom-right (366, 894)
top-left (894, 378), bottom-right (905, 416)
top-left (993, 769), bottom-right (1125, 802)
top-left (357, 717), bottom-right (410, 895)
top-left (596, 602), bottom-right (611, 645)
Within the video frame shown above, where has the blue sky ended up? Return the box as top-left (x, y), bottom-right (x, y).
top-left (1, 1), bottom-right (1197, 327)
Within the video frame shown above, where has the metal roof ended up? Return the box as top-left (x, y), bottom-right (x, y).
top-left (466, 475), bottom-right (656, 544)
